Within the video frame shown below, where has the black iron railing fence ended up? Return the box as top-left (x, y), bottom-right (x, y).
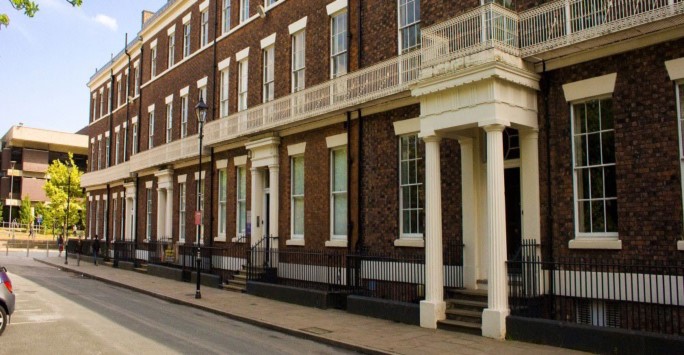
top-left (245, 241), bottom-right (464, 303)
top-left (508, 257), bottom-right (684, 335)
top-left (113, 241), bottom-right (135, 262)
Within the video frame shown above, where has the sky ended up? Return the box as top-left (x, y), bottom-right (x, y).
top-left (0, 0), bottom-right (167, 136)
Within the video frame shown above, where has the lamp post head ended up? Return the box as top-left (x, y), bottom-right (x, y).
top-left (195, 97), bottom-right (208, 124)
top-left (10, 160), bottom-right (16, 169)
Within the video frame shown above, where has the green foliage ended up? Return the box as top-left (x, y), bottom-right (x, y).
top-left (19, 194), bottom-right (32, 227)
top-left (43, 153), bottom-right (84, 234)
top-left (1, 0), bottom-right (82, 28)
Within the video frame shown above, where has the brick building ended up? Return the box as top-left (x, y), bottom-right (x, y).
top-left (82, 0), bottom-right (684, 343)
top-left (1, 125), bottom-right (88, 224)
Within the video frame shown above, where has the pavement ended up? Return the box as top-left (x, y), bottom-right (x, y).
top-left (33, 255), bottom-right (587, 355)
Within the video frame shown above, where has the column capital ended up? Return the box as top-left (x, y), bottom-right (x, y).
top-left (422, 135), bottom-right (442, 144)
top-left (519, 128), bottom-right (539, 140)
top-left (268, 164), bottom-right (280, 170)
top-left (482, 124), bottom-right (506, 133)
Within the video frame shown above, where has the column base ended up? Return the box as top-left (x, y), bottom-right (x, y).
top-left (419, 300), bottom-right (446, 329)
top-left (482, 308), bottom-right (509, 339)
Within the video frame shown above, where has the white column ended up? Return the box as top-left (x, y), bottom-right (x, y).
top-left (250, 168), bottom-right (263, 246)
top-left (157, 188), bottom-right (166, 239)
top-left (124, 197), bottom-right (132, 242)
top-left (419, 135), bottom-right (445, 329)
top-left (520, 129), bottom-right (541, 247)
top-left (459, 137), bottom-right (479, 290)
top-left (269, 165), bottom-right (279, 240)
top-left (482, 124), bottom-right (509, 339)
top-left (165, 187), bottom-right (174, 240)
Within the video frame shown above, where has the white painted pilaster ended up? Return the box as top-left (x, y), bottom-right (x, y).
top-left (419, 135), bottom-right (445, 329)
top-left (520, 129), bottom-right (541, 246)
top-left (250, 168), bottom-right (264, 246)
top-left (482, 124), bottom-right (509, 339)
top-left (459, 137), bottom-right (479, 290)
top-left (157, 188), bottom-right (166, 239)
top-left (269, 165), bottom-right (280, 240)
top-left (165, 187), bottom-right (174, 240)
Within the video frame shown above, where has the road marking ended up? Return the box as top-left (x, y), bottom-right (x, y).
top-left (13, 309), bottom-right (43, 312)
top-left (11, 320), bottom-right (57, 325)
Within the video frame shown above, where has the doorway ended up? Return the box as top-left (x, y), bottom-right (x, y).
top-left (505, 167), bottom-right (521, 261)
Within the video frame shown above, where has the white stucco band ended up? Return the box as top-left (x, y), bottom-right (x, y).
top-left (562, 73), bottom-right (617, 102)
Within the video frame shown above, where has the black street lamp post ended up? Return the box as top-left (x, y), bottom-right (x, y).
top-left (194, 96), bottom-right (208, 300)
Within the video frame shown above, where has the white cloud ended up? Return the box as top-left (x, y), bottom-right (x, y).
top-left (93, 14), bottom-right (118, 31)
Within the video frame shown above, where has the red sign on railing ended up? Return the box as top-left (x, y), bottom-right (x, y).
top-left (194, 211), bottom-right (202, 225)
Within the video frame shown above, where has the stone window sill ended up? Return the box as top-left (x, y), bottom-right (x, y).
top-left (394, 239), bottom-right (424, 248)
top-left (286, 239), bottom-right (305, 246)
top-left (325, 240), bottom-right (347, 248)
top-left (568, 238), bottom-right (622, 250)
top-left (231, 236), bottom-right (247, 243)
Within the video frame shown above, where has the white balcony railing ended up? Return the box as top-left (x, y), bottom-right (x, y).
top-left (520, 0), bottom-right (684, 57)
top-left (82, 1), bottom-right (684, 188)
top-left (204, 51), bottom-right (422, 146)
top-left (421, 4), bottom-right (520, 68)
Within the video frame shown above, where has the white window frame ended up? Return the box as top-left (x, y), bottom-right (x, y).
top-left (97, 138), bottom-right (102, 170)
top-left (151, 46), bottom-right (157, 78)
top-left (132, 122), bottom-right (138, 155)
top-left (106, 85), bottom-right (111, 114)
top-left (236, 166), bottom-right (247, 239)
top-left (200, 9), bottom-right (209, 47)
top-left (290, 155), bottom-right (305, 239)
top-left (168, 32), bottom-right (176, 67)
top-left (291, 30), bottom-right (305, 93)
top-left (220, 68), bottom-right (230, 116)
top-left (115, 131), bottom-right (120, 164)
top-left (398, 0), bottom-right (421, 54)
top-left (181, 95), bottom-right (189, 138)
top-left (263, 45), bottom-right (275, 103)
top-left (112, 198), bottom-right (117, 242)
top-left (222, 0), bottom-right (231, 33)
top-left (240, 0), bottom-right (250, 23)
top-left (330, 147), bottom-right (347, 241)
top-left (677, 82), bottom-right (684, 242)
top-left (330, 11), bottom-right (348, 79)
top-left (148, 111), bottom-right (155, 149)
top-left (103, 198), bottom-right (108, 241)
top-left (571, 96), bottom-right (618, 238)
top-left (399, 134), bottom-right (424, 239)
top-left (134, 63), bottom-right (140, 96)
top-left (196, 177), bottom-right (205, 245)
top-left (99, 93), bottom-right (105, 118)
top-left (218, 168), bottom-right (227, 240)
top-left (120, 193), bottom-right (125, 240)
top-left (183, 23), bottom-right (192, 58)
top-left (238, 59), bottom-right (248, 111)
top-left (166, 102), bottom-right (173, 143)
top-left (105, 136), bottom-right (110, 168)
top-left (117, 79), bottom-right (123, 107)
top-left (146, 188), bottom-right (153, 241)
top-left (179, 182), bottom-right (186, 243)
top-left (92, 96), bottom-right (97, 121)
top-left (95, 199), bottom-right (100, 238)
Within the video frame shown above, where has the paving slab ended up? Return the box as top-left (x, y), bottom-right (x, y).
top-left (34, 256), bottom-right (588, 355)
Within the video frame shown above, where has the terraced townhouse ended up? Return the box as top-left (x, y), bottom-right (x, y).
top-left (82, 0), bottom-right (684, 349)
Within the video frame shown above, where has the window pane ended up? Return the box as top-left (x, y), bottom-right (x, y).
top-left (574, 104), bottom-right (586, 134)
top-left (600, 99), bottom-right (613, 130)
top-left (333, 149), bottom-right (346, 192)
top-left (605, 199), bottom-right (618, 232)
top-left (591, 200), bottom-right (605, 232)
top-left (294, 157), bottom-right (304, 195)
top-left (602, 131), bottom-right (615, 164)
top-left (579, 201), bottom-right (591, 233)
top-left (604, 166), bottom-right (616, 198)
top-left (589, 167), bottom-right (604, 198)
top-left (294, 198), bottom-right (304, 235)
top-left (333, 194), bottom-right (347, 235)
top-left (586, 100), bottom-right (600, 132)
top-left (588, 133), bottom-right (601, 165)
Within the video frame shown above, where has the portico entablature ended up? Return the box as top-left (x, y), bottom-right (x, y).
top-left (245, 136), bottom-right (280, 168)
top-left (415, 69), bottom-right (539, 136)
top-left (154, 169), bottom-right (174, 190)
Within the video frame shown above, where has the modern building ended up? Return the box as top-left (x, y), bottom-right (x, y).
top-left (82, 0), bottom-right (684, 346)
top-left (0, 125), bottom-right (88, 224)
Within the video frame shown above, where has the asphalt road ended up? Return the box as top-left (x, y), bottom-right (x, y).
top-left (0, 251), bottom-right (355, 355)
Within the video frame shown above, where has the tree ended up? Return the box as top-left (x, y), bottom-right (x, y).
top-left (19, 194), bottom-right (32, 228)
top-left (43, 153), bottom-right (84, 235)
top-left (1, 0), bottom-right (83, 28)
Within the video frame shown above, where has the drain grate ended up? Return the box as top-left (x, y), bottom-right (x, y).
top-left (300, 327), bottom-right (332, 335)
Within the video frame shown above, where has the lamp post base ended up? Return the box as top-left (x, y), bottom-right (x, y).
top-left (195, 290), bottom-right (202, 299)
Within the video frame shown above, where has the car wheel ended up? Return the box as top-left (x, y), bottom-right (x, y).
top-left (0, 306), bottom-right (6, 336)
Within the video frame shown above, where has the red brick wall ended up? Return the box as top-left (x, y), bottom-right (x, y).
top-left (539, 37), bottom-right (684, 262)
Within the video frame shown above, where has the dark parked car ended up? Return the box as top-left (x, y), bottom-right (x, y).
top-left (0, 266), bottom-right (15, 335)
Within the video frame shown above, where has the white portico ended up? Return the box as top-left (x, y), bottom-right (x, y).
top-left (415, 50), bottom-right (542, 339)
top-left (155, 169), bottom-right (174, 240)
top-left (245, 136), bottom-right (281, 246)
